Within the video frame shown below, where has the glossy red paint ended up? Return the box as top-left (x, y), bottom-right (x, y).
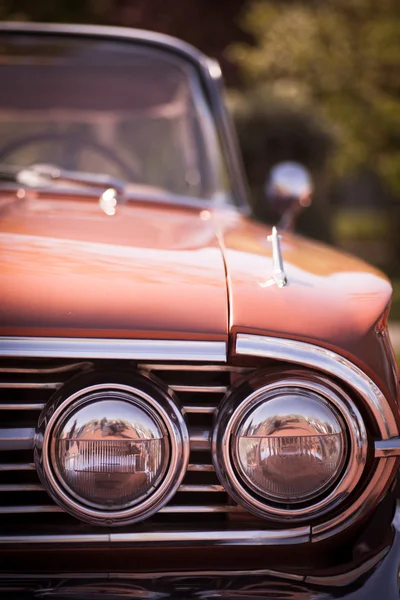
top-left (212, 210), bottom-right (399, 404)
top-left (1, 189), bottom-right (397, 402)
top-left (0, 191), bottom-right (228, 341)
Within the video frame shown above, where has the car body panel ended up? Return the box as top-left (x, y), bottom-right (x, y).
top-left (212, 210), bottom-right (398, 402)
top-left (0, 192), bottom-right (228, 341)
top-left (1, 187), bottom-right (397, 401)
top-left (1, 505), bottom-right (400, 598)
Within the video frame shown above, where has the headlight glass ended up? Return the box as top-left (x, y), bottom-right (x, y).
top-left (234, 392), bottom-right (346, 504)
top-left (35, 378), bottom-right (189, 526)
top-left (53, 397), bottom-right (169, 510)
top-left (212, 375), bottom-right (367, 522)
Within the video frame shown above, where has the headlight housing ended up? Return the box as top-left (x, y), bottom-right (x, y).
top-left (212, 373), bottom-right (367, 522)
top-left (53, 394), bottom-right (169, 511)
top-left (35, 375), bottom-right (189, 526)
top-left (234, 392), bottom-right (347, 504)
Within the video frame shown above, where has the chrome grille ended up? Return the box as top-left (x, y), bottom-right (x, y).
top-left (0, 359), bottom-right (253, 522)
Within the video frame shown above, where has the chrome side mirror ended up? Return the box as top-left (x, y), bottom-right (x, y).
top-left (265, 162), bottom-right (313, 231)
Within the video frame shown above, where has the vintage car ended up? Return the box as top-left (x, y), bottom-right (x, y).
top-left (0, 21), bottom-right (400, 600)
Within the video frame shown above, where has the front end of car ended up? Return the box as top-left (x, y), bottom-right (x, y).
top-left (0, 329), bottom-right (399, 599)
top-left (1, 22), bottom-right (400, 600)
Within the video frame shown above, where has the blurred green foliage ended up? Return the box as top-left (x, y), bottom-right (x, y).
top-left (334, 209), bottom-right (390, 241)
top-left (229, 0), bottom-right (400, 197)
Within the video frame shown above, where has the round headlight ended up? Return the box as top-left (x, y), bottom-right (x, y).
top-left (53, 395), bottom-right (169, 511)
top-left (35, 377), bottom-right (189, 525)
top-left (234, 393), bottom-right (346, 504)
top-left (213, 375), bottom-right (367, 522)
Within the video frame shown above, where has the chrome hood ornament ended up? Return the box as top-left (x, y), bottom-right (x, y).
top-left (261, 226), bottom-right (287, 288)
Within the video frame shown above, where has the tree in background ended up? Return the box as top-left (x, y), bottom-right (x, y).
top-left (230, 0), bottom-right (400, 197)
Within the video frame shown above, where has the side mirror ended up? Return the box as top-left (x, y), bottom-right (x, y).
top-left (265, 162), bottom-right (313, 232)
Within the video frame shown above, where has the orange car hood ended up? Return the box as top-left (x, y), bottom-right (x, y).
top-left (213, 210), bottom-right (396, 398)
top-left (0, 193), bottom-right (395, 396)
top-left (0, 194), bottom-right (228, 341)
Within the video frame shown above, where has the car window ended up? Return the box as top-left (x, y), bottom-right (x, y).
top-left (0, 34), bottom-right (231, 202)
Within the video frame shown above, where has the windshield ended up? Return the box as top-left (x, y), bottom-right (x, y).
top-left (0, 33), bottom-right (230, 202)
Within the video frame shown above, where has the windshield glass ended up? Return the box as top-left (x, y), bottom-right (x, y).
top-left (0, 33), bottom-right (230, 202)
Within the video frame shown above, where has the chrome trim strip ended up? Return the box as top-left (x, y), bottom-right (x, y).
top-left (236, 333), bottom-right (398, 439)
top-left (178, 484), bottom-right (224, 493)
top-left (0, 483), bottom-right (44, 492)
top-left (0, 463), bottom-right (35, 471)
top-left (187, 463), bottom-right (214, 472)
top-left (0, 382), bottom-right (62, 389)
top-left (0, 506), bottom-right (62, 514)
top-left (183, 404), bottom-right (217, 414)
top-left (110, 528), bottom-right (309, 545)
top-left (170, 385), bottom-right (227, 393)
top-left (0, 504), bottom-right (239, 514)
top-left (0, 527), bottom-right (310, 545)
top-left (0, 404), bottom-right (45, 411)
top-left (375, 437), bottom-right (400, 457)
top-left (0, 460), bottom-right (216, 473)
top-left (0, 337), bottom-right (227, 362)
top-left (0, 428), bottom-right (34, 451)
top-left (0, 533), bottom-right (110, 544)
top-left (160, 505), bottom-right (240, 513)
top-left (0, 362), bottom-right (91, 374)
top-left (139, 364), bottom-right (251, 372)
top-left (189, 426), bottom-right (211, 451)
top-left (0, 568), bottom-right (304, 581)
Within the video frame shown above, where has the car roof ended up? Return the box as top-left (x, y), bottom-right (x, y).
top-left (0, 22), bottom-right (211, 69)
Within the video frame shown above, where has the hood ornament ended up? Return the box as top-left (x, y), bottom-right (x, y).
top-left (261, 226), bottom-right (287, 288)
top-left (99, 187), bottom-right (119, 216)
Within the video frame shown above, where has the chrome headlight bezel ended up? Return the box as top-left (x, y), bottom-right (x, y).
top-left (212, 372), bottom-right (368, 522)
top-left (35, 373), bottom-right (189, 526)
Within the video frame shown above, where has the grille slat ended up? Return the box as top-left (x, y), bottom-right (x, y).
top-left (189, 427), bottom-right (211, 451)
top-left (187, 463), bottom-right (214, 472)
top-left (183, 404), bottom-right (217, 414)
top-left (0, 428), bottom-right (35, 451)
top-left (138, 364), bottom-right (252, 373)
top-left (0, 382), bottom-right (62, 389)
top-left (0, 359), bottom-right (253, 532)
top-left (0, 483), bottom-right (224, 493)
top-left (0, 463), bottom-right (35, 471)
top-left (0, 506), bottom-right (64, 514)
top-left (0, 484), bottom-right (45, 492)
top-left (178, 484), bottom-right (224, 493)
top-left (170, 385), bottom-right (227, 393)
top-left (0, 504), bottom-right (242, 515)
top-left (0, 362), bottom-right (92, 374)
top-left (0, 404), bottom-right (45, 411)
